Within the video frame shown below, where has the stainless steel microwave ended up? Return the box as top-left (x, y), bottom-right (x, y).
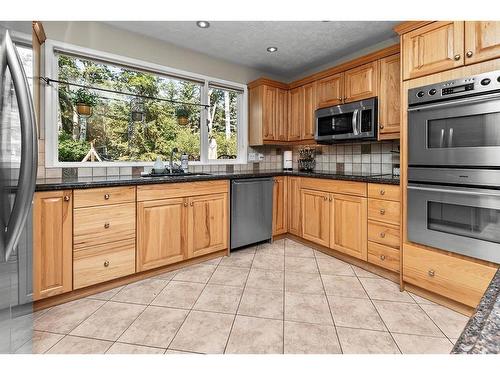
top-left (315, 98), bottom-right (377, 143)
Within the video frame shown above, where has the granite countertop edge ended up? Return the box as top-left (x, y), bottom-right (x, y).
top-left (452, 268), bottom-right (500, 354)
top-left (34, 170), bottom-right (400, 191)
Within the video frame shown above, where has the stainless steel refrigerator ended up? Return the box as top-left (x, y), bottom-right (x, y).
top-left (0, 23), bottom-right (38, 353)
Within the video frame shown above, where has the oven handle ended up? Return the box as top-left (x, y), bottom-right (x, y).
top-left (408, 184), bottom-right (500, 197)
top-left (408, 91), bottom-right (500, 112)
top-left (352, 109), bottom-right (359, 135)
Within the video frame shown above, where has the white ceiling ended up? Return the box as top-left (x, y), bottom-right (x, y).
top-left (105, 21), bottom-right (400, 80)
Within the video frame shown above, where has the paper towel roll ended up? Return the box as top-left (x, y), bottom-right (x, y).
top-left (283, 150), bottom-right (293, 170)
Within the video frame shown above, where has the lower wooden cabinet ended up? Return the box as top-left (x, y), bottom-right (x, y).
top-left (301, 189), bottom-right (330, 247)
top-left (33, 190), bottom-right (73, 300)
top-left (272, 176), bottom-right (287, 235)
top-left (287, 176), bottom-right (301, 236)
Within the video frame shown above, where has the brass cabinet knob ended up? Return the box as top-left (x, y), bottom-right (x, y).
top-left (380, 189), bottom-right (385, 196)
top-left (64, 195), bottom-right (70, 201)
top-left (104, 260), bottom-right (110, 268)
top-left (466, 50), bottom-right (473, 58)
top-left (454, 54), bottom-right (461, 61)
top-left (379, 124), bottom-right (384, 129)
top-left (329, 197), bottom-right (332, 202)
top-left (380, 232), bottom-right (386, 238)
top-left (428, 269), bottom-right (435, 277)
top-left (323, 196), bottom-right (328, 201)
top-left (380, 255), bottom-right (386, 261)
top-left (190, 202), bottom-right (194, 206)
top-left (183, 202), bottom-right (188, 207)
top-left (104, 193), bottom-right (110, 200)
top-left (104, 222), bottom-right (110, 229)
top-left (379, 209), bottom-right (386, 215)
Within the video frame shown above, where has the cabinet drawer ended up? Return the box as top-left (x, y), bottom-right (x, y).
top-left (368, 241), bottom-right (400, 273)
top-left (368, 220), bottom-right (400, 249)
top-left (74, 239), bottom-right (136, 289)
top-left (368, 183), bottom-right (400, 202)
top-left (74, 203), bottom-right (135, 250)
top-left (301, 178), bottom-right (367, 197)
top-left (368, 198), bottom-right (400, 225)
top-left (403, 243), bottom-right (497, 307)
top-left (137, 180), bottom-right (229, 201)
top-left (74, 186), bottom-right (135, 208)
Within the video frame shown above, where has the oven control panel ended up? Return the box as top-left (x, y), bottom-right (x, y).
top-left (408, 69), bottom-right (500, 106)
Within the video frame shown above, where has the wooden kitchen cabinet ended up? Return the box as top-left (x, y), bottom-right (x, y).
top-left (402, 21), bottom-right (465, 80)
top-left (272, 176), bottom-right (287, 235)
top-left (344, 61), bottom-right (379, 102)
top-left (287, 176), bottom-right (301, 236)
top-left (33, 190), bottom-right (73, 300)
top-left (275, 88), bottom-right (288, 141)
top-left (330, 194), bottom-right (368, 260)
top-left (301, 189), bottom-right (330, 247)
top-left (464, 21), bottom-right (500, 65)
top-left (378, 54), bottom-right (401, 139)
top-left (288, 87), bottom-right (303, 141)
top-left (263, 85), bottom-right (276, 141)
top-left (302, 82), bottom-right (317, 140)
top-left (316, 73), bottom-right (343, 109)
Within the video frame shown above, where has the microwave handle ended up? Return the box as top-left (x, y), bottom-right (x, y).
top-left (352, 109), bottom-right (359, 135)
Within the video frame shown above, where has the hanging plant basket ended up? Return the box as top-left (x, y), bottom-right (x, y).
top-left (175, 107), bottom-right (189, 126)
top-left (72, 88), bottom-right (99, 118)
top-left (76, 103), bottom-right (93, 117)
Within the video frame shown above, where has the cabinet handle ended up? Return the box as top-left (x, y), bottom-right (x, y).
top-left (104, 222), bottom-right (110, 229)
top-left (329, 197), bottom-right (332, 202)
top-left (190, 202), bottom-right (194, 206)
top-left (379, 124), bottom-right (384, 130)
top-left (379, 232), bottom-right (386, 238)
top-left (379, 209), bottom-right (385, 215)
top-left (380, 255), bottom-right (386, 261)
top-left (64, 195), bottom-right (70, 201)
top-left (323, 196), bottom-right (328, 201)
top-left (183, 202), bottom-right (188, 207)
top-left (466, 50), bottom-right (473, 58)
top-left (104, 260), bottom-right (110, 268)
top-left (380, 189), bottom-right (385, 196)
top-left (454, 54), bottom-right (461, 61)
top-left (428, 269), bottom-right (435, 277)
top-left (104, 193), bottom-right (110, 200)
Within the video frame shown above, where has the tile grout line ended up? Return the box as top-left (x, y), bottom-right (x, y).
top-left (282, 240), bottom-right (286, 354)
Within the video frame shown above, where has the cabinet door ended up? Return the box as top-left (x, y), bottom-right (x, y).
top-left (187, 193), bottom-right (228, 258)
top-left (316, 73), bottom-right (343, 109)
top-left (344, 61), bottom-right (379, 102)
top-left (330, 194), bottom-right (367, 260)
top-left (273, 177), bottom-right (287, 235)
top-left (288, 87), bottom-right (303, 141)
top-left (33, 190), bottom-right (72, 300)
top-left (301, 189), bottom-right (330, 247)
top-left (275, 88), bottom-right (288, 141)
top-left (137, 198), bottom-right (187, 271)
top-left (465, 21), bottom-right (500, 65)
top-left (302, 82), bottom-right (317, 140)
top-left (263, 85), bottom-right (276, 140)
top-left (287, 177), bottom-right (301, 236)
top-left (378, 54), bottom-right (401, 138)
top-left (402, 21), bottom-right (464, 80)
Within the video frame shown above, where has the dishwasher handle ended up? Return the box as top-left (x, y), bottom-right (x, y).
top-left (232, 178), bottom-right (274, 185)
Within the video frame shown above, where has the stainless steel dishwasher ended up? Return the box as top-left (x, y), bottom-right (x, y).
top-left (230, 178), bottom-right (274, 249)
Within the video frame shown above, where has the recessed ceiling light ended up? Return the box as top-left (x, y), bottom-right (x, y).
top-left (196, 21), bottom-right (210, 29)
top-left (266, 46), bottom-right (278, 53)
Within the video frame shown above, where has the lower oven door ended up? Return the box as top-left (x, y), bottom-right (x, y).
top-left (408, 183), bottom-right (500, 263)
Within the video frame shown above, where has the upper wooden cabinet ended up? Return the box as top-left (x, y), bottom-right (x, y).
top-left (288, 87), bottom-right (303, 141)
top-left (33, 190), bottom-right (73, 300)
top-left (464, 21), bottom-right (500, 65)
top-left (275, 88), bottom-right (288, 141)
top-left (344, 61), bottom-right (379, 102)
top-left (316, 73), bottom-right (343, 109)
top-left (378, 54), bottom-right (401, 138)
top-left (262, 85), bottom-right (276, 140)
top-left (302, 82), bottom-right (317, 140)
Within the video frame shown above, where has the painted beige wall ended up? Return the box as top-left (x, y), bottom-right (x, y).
top-left (42, 21), bottom-right (276, 84)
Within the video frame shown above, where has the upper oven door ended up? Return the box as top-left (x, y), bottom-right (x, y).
top-left (408, 92), bottom-right (500, 167)
top-left (407, 183), bottom-right (500, 263)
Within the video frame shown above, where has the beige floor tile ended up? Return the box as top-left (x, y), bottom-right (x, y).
top-left (70, 301), bottom-right (145, 341)
top-left (246, 269), bottom-right (284, 291)
top-left (119, 306), bottom-right (188, 348)
top-left (321, 275), bottom-right (368, 299)
top-left (359, 277), bottom-right (414, 303)
top-left (87, 286), bottom-right (124, 301)
top-left (46, 335), bottom-right (112, 354)
top-left (373, 300), bottom-right (443, 337)
top-left (219, 252), bottom-right (255, 268)
top-left (284, 240), bottom-right (315, 258)
top-left (165, 349), bottom-right (200, 354)
top-left (285, 256), bottom-right (319, 274)
top-left (193, 284), bottom-right (244, 314)
top-left (419, 304), bottom-right (469, 339)
top-left (169, 310), bottom-right (234, 354)
top-left (34, 299), bottom-right (105, 334)
top-left (11, 313), bottom-right (36, 351)
top-left (257, 240), bottom-right (285, 256)
top-left (409, 292), bottom-right (437, 306)
top-left (252, 253), bottom-right (285, 271)
top-left (314, 250), bottom-right (330, 258)
top-left (392, 333), bottom-right (453, 354)
top-left (233, 245), bottom-right (257, 255)
top-left (15, 331), bottom-right (64, 354)
top-left (284, 321), bottom-right (341, 354)
top-left (152, 270), bottom-right (178, 281)
top-left (111, 278), bottom-right (168, 305)
top-left (151, 281), bottom-right (205, 309)
top-left (336, 327), bottom-right (400, 354)
top-left (226, 316), bottom-right (283, 354)
top-left (106, 342), bottom-right (165, 354)
top-left (238, 287), bottom-right (283, 319)
top-left (208, 266), bottom-right (249, 287)
top-left (316, 257), bottom-right (355, 276)
top-left (201, 257), bottom-right (222, 266)
top-left (352, 265), bottom-right (382, 279)
top-left (285, 271), bottom-right (324, 294)
top-left (328, 295), bottom-right (386, 331)
top-left (285, 292), bottom-right (333, 325)
top-left (173, 264), bottom-right (216, 283)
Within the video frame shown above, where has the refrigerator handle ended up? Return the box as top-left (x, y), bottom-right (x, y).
top-left (3, 31), bottom-right (37, 262)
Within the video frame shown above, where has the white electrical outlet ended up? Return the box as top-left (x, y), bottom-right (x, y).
top-left (258, 153), bottom-right (264, 161)
top-left (248, 152), bottom-right (256, 161)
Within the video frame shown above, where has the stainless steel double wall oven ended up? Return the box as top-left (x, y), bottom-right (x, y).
top-left (407, 70), bottom-right (500, 263)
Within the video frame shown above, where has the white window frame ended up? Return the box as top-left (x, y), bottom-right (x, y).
top-left (43, 39), bottom-right (248, 167)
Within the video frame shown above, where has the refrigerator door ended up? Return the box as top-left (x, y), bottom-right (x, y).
top-left (0, 25), bottom-right (37, 353)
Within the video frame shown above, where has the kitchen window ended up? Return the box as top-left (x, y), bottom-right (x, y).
top-left (43, 40), bottom-right (247, 167)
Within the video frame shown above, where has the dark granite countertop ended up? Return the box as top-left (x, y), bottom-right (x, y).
top-left (452, 268), bottom-right (500, 354)
top-left (34, 170), bottom-right (400, 191)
